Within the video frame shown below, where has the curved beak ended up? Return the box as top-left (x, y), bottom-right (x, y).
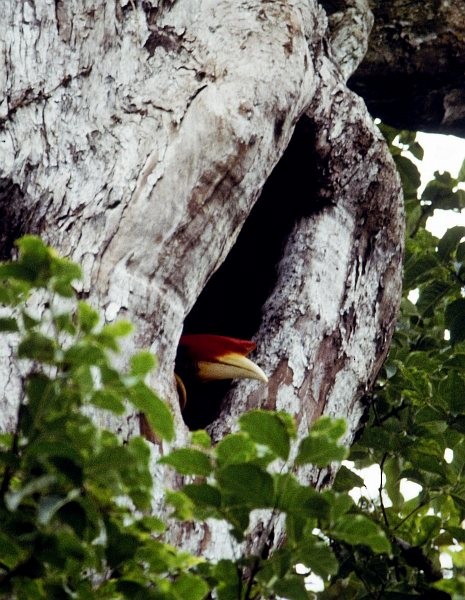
top-left (197, 352), bottom-right (268, 383)
top-left (175, 334), bottom-right (268, 416)
top-left (178, 334), bottom-right (268, 384)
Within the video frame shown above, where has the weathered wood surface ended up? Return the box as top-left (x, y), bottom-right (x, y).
top-left (0, 0), bottom-right (403, 557)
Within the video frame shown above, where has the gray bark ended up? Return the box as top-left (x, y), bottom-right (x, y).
top-left (346, 0), bottom-right (465, 136)
top-left (0, 0), bottom-right (403, 557)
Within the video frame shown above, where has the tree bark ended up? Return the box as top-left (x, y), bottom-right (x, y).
top-left (0, 0), bottom-right (404, 557)
top-left (345, 0), bottom-right (465, 137)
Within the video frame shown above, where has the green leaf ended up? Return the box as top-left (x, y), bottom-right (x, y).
top-left (136, 514), bottom-right (166, 534)
top-left (0, 278), bottom-right (30, 306)
top-left (446, 526), bottom-right (465, 543)
top-left (395, 155), bottom-right (421, 195)
top-left (239, 410), bottom-right (293, 460)
top-left (105, 518), bottom-right (141, 568)
top-left (18, 332), bottom-right (56, 362)
top-left (324, 489), bottom-right (355, 520)
top-left (409, 141), bottom-right (424, 161)
top-left (422, 171), bottom-right (461, 210)
top-left (116, 581), bottom-right (148, 597)
top-left (0, 532), bottom-right (28, 569)
top-left (415, 406), bottom-right (447, 434)
top-left (457, 241), bottom-right (465, 262)
top-left (445, 298), bottom-right (465, 344)
top-left (384, 456), bottom-right (404, 508)
top-left (455, 189), bottom-right (465, 210)
top-left (21, 309), bottom-right (40, 330)
top-left (77, 301), bottom-right (99, 333)
top-left (16, 235), bottom-right (51, 275)
top-left (330, 514), bottom-right (391, 553)
top-left (95, 320), bottom-right (133, 352)
top-left (416, 280), bottom-right (452, 317)
top-left (101, 320), bottom-right (133, 339)
top-left (400, 297), bottom-right (419, 318)
top-left (377, 122), bottom-right (399, 146)
top-left (404, 449), bottom-right (445, 477)
top-left (272, 575), bottom-right (308, 600)
top-left (37, 491), bottom-right (80, 526)
top-left (295, 537), bottom-right (338, 579)
top-left (130, 351), bottom-right (156, 376)
top-left (444, 353), bottom-right (465, 369)
top-left (439, 371), bottom-right (465, 415)
top-left (50, 255), bottom-right (82, 282)
top-left (213, 560), bottom-right (241, 600)
top-left (403, 254), bottom-right (440, 289)
top-left (182, 483), bottom-right (221, 509)
top-left (0, 262), bottom-right (38, 283)
top-left (172, 573), bottom-right (209, 600)
top-left (165, 490), bottom-right (195, 520)
top-left (215, 433), bottom-right (257, 467)
top-left (24, 373), bottom-right (56, 420)
top-left (191, 430), bottom-right (212, 448)
top-left (332, 465), bottom-right (364, 492)
top-left (130, 381), bottom-right (174, 441)
top-left (0, 432), bottom-right (13, 448)
top-left (217, 464), bottom-right (274, 507)
top-left (275, 473), bottom-right (330, 519)
top-left (90, 389), bottom-right (126, 414)
top-left (161, 448), bottom-right (212, 476)
top-left (438, 226), bottom-right (465, 259)
top-left (296, 417), bottom-right (347, 466)
top-left (458, 157), bottom-right (465, 182)
top-left (53, 311), bottom-right (76, 334)
top-left (398, 130), bottom-right (416, 146)
top-left (0, 316), bottom-right (19, 332)
top-left (451, 438), bottom-right (465, 475)
top-left (64, 341), bottom-right (106, 365)
top-left (51, 277), bottom-right (77, 298)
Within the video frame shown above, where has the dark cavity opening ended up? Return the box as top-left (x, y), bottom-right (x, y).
top-left (178, 115), bottom-right (321, 429)
top-left (0, 178), bottom-right (30, 260)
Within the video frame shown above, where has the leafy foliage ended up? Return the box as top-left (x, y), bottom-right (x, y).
top-left (0, 237), bottom-right (388, 599)
top-left (0, 237), bottom-right (194, 599)
top-left (331, 125), bottom-right (465, 599)
top-left (163, 411), bottom-right (389, 599)
top-left (2, 128), bottom-right (465, 599)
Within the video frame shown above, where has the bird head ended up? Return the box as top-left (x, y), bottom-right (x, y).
top-left (176, 334), bottom-right (268, 410)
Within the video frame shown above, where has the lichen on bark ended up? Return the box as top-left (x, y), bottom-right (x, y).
top-left (0, 0), bottom-right (404, 557)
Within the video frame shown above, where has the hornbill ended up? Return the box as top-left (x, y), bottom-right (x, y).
top-left (178, 334), bottom-right (268, 430)
top-left (140, 334), bottom-right (268, 439)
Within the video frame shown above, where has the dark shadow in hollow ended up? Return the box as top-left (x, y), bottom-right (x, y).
top-left (178, 115), bottom-right (323, 429)
top-left (0, 179), bottom-right (30, 260)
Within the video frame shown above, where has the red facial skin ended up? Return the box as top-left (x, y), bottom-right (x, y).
top-left (140, 334), bottom-right (267, 441)
top-left (179, 334), bottom-right (256, 361)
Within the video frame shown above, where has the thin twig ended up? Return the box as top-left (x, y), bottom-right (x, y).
top-left (379, 453), bottom-right (389, 528)
top-left (392, 498), bottom-right (430, 533)
top-left (243, 557), bottom-right (260, 600)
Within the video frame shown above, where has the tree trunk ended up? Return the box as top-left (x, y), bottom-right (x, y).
top-left (347, 0), bottom-right (465, 136)
top-left (0, 0), bottom-right (403, 557)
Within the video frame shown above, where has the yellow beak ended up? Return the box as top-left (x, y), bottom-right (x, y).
top-left (196, 352), bottom-right (268, 383)
top-left (175, 334), bottom-right (268, 410)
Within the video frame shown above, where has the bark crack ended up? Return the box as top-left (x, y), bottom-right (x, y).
top-left (326, 0), bottom-right (374, 80)
top-left (0, 66), bottom-right (93, 129)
